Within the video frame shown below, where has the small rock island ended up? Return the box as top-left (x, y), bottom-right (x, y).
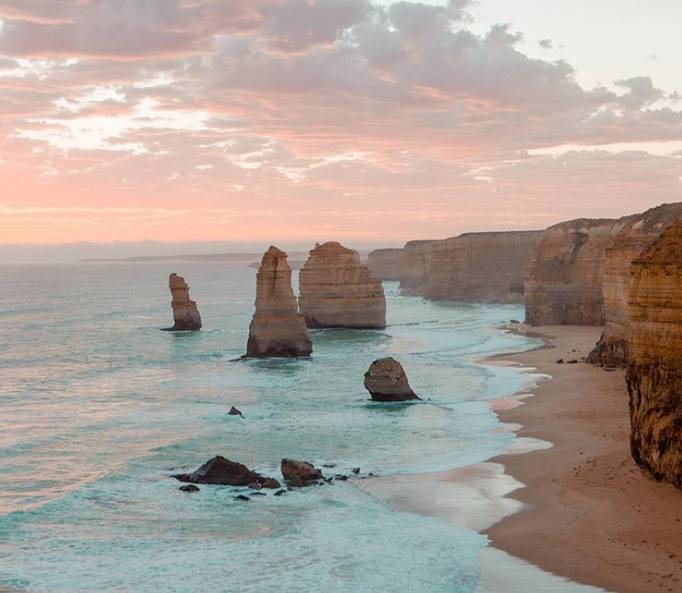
top-left (166, 273), bottom-right (202, 331)
top-left (364, 357), bottom-right (420, 402)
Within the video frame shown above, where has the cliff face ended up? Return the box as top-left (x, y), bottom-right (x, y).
top-left (366, 248), bottom-right (402, 281)
top-left (589, 203), bottom-right (682, 366)
top-left (168, 273), bottom-right (202, 331)
top-left (524, 218), bottom-right (627, 326)
top-left (423, 231), bottom-right (542, 302)
top-left (399, 240), bottom-right (435, 294)
top-left (626, 221), bottom-right (682, 489)
top-left (245, 246), bottom-right (312, 358)
top-left (299, 242), bottom-right (386, 329)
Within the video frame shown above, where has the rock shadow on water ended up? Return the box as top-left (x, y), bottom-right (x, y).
top-left (310, 327), bottom-right (391, 347)
top-left (240, 356), bottom-right (311, 374)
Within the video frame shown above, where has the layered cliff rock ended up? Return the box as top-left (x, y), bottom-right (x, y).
top-left (245, 246), bottom-right (312, 358)
top-left (167, 273), bottom-right (202, 331)
top-left (626, 221), bottom-right (682, 489)
top-left (588, 203), bottom-right (682, 366)
top-left (525, 218), bottom-right (628, 326)
top-left (366, 248), bottom-right (402, 281)
top-left (299, 242), bottom-right (386, 329)
top-left (423, 231), bottom-right (542, 302)
top-left (399, 240), bottom-right (435, 294)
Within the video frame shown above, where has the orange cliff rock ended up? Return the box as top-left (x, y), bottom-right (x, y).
top-left (588, 203), bottom-right (682, 366)
top-left (167, 273), bottom-right (202, 331)
top-left (299, 242), bottom-right (386, 329)
top-left (245, 246), bottom-right (312, 358)
top-left (366, 248), bottom-right (402, 281)
top-left (626, 220), bottom-right (682, 489)
top-left (399, 240), bottom-right (435, 295)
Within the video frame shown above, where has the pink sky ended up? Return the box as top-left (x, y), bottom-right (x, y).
top-left (1, 0), bottom-right (682, 246)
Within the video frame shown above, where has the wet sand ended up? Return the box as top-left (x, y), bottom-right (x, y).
top-left (486, 325), bottom-right (682, 593)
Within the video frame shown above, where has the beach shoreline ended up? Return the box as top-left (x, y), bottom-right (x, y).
top-left (485, 324), bottom-right (682, 593)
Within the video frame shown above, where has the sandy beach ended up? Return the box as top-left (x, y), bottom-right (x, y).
top-left (486, 325), bottom-right (682, 593)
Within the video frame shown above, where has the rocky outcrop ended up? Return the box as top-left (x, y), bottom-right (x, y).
top-left (524, 218), bottom-right (627, 326)
top-left (172, 456), bottom-right (281, 488)
top-left (167, 273), bottom-right (202, 331)
top-left (588, 203), bottom-right (682, 366)
top-left (298, 242), bottom-right (386, 329)
top-left (423, 231), bottom-right (542, 302)
top-left (245, 246), bottom-right (312, 358)
top-left (399, 240), bottom-right (436, 294)
top-left (367, 248), bottom-right (402, 281)
top-left (281, 458), bottom-right (323, 486)
top-left (626, 221), bottom-right (682, 489)
top-left (364, 357), bottom-right (420, 402)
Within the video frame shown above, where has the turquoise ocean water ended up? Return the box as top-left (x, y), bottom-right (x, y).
top-left (0, 262), bottom-right (589, 592)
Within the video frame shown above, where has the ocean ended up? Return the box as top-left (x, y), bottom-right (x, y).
top-left (0, 262), bottom-right (606, 592)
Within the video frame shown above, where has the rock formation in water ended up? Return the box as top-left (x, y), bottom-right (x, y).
top-left (245, 246), bottom-right (312, 358)
top-left (167, 273), bottom-right (202, 331)
top-left (172, 456), bottom-right (281, 488)
top-left (588, 203), bottom-right (682, 366)
top-left (626, 221), bottom-right (682, 489)
top-left (363, 357), bottom-right (420, 402)
top-left (399, 240), bottom-right (436, 294)
top-left (423, 231), bottom-right (542, 302)
top-left (281, 458), bottom-right (323, 486)
top-left (366, 248), bottom-right (402, 281)
top-left (524, 218), bottom-right (626, 326)
top-left (298, 242), bottom-right (386, 329)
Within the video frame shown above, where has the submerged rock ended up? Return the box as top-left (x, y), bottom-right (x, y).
top-left (627, 221), bottom-right (682, 489)
top-left (363, 357), bottom-right (420, 402)
top-left (281, 458), bottom-right (323, 487)
top-left (245, 246), bottom-right (312, 358)
top-left (172, 456), bottom-right (280, 488)
top-left (166, 273), bottom-right (202, 331)
top-left (179, 484), bottom-right (200, 493)
top-left (298, 241), bottom-right (386, 329)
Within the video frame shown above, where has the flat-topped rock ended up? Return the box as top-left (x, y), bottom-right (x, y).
top-left (399, 240), bottom-right (436, 295)
top-left (364, 357), bottom-right (420, 402)
top-left (367, 248), bottom-right (402, 281)
top-left (589, 203), bottom-right (682, 366)
top-left (626, 221), bottom-right (682, 489)
top-left (245, 246), bottom-right (312, 358)
top-left (299, 242), bottom-right (386, 329)
top-left (167, 273), bottom-right (202, 331)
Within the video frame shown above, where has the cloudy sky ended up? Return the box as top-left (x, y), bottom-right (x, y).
top-left (2, 0), bottom-right (682, 248)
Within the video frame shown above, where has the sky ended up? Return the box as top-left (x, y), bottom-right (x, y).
top-left (1, 0), bottom-right (682, 253)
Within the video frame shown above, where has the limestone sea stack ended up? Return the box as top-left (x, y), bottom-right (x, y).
top-left (364, 357), bottom-right (420, 402)
top-left (298, 242), bottom-right (386, 329)
top-left (366, 248), bottom-right (402, 281)
top-left (399, 240), bottom-right (436, 295)
top-left (626, 221), bottom-right (682, 489)
top-left (167, 273), bottom-right (202, 331)
top-left (245, 246), bottom-right (312, 358)
top-left (588, 203), bottom-right (682, 367)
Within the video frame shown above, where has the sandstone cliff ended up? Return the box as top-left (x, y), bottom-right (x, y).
top-left (524, 218), bottom-right (627, 326)
top-left (245, 246), bottom-right (312, 358)
top-left (299, 242), bottom-right (386, 329)
top-left (626, 221), bottom-right (682, 489)
top-left (423, 231), bottom-right (542, 302)
top-left (399, 240), bottom-right (435, 294)
top-left (588, 203), bottom-right (682, 366)
top-left (366, 248), bottom-right (402, 281)
top-left (167, 273), bottom-right (202, 331)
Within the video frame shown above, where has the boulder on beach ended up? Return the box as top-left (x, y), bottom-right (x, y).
top-left (245, 246), bottom-right (312, 358)
top-left (281, 458), bottom-right (323, 487)
top-left (363, 357), bottom-right (420, 402)
top-left (172, 456), bottom-right (281, 488)
top-left (166, 273), bottom-right (202, 331)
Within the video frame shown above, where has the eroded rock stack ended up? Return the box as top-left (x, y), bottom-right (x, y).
top-left (364, 357), bottom-right (420, 402)
top-left (524, 218), bottom-right (625, 326)
top-left (245, 246), bottom-right (312, 358)
top-left (299, 242), bottom-right (386, 329)
top-left (399, 240), bottom-right (436, 294)
top-left (589, 203), bottom-right (682, 366)
top-left (626, 221), bottom-right (682, 489)
top-left (167, 273), bottom-right (202, 331)
top-left (367, 248), bottom-right (402, 281)
top-left (424, 231), bottom-right (542, 302)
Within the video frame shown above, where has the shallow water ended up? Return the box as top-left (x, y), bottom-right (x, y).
top-left (0, 262), bottom-right (600, 592)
